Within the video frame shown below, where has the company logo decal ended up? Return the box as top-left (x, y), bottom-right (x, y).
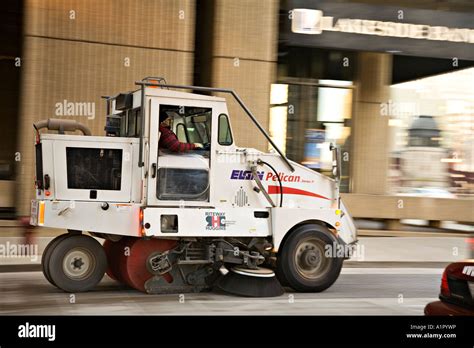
top-left (205, 212), bottom-right (226, 230)
top-left (230, 170), bottom-right (264, 180)
top-left (229, 170), bottom-right (326, 200)
top-left (230, 170), bottom-right (301, 182)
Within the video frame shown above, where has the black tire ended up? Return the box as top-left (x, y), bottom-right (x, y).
top-left (48, 235), bottom-right (107, 292)
top-left (41, 234), bottom-right (70, 287)
top-left (275, 256), bottom-right (290, 287)
top-left (277, 224), bottom-right (343, 292)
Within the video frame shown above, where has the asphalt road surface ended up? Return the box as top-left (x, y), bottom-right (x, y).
top-left (0, 266), bottom-right (443, 315)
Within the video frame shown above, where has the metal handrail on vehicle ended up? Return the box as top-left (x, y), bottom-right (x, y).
top-left (134, 81), bottom-right (295, 172)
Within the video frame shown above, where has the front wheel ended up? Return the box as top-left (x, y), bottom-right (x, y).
top-left (276, 224), bottom-right (343, 292)
top-left (48, 235), bottom-right (107, 292)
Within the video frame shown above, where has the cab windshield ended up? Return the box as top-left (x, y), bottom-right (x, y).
top-left (160, 105), bottom-right (212, 144)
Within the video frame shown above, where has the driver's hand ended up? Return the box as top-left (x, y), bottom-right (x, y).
top-left (194, 143), bottom-right (204, 149)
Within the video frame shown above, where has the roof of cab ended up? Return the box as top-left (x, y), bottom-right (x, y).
top-left (141, 87), bottom-right (226, 103)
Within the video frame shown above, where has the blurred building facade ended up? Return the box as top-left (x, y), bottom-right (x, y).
top-left (1, 0), bottom-right (473, 224)
top-left (400, 116), bottom-right (449, 188)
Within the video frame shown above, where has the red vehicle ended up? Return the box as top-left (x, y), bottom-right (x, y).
top-left (425, 260), bottom-right (474, 315)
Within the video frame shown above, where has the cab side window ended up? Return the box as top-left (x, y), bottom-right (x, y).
top-left (218, 114), bottom-right (233, 145)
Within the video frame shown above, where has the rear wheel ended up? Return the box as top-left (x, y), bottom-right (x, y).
top-left (48, 234), bottom-right (107, 292)
top-left (277, 224), bottom-right (343, 292)
top-left (41, 234), bottom-right (69, 287)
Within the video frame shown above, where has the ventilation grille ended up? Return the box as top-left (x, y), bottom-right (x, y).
top-left (234, 187), bottom-right (249, 207)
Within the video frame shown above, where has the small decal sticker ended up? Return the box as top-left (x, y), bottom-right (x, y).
top-left (205, 212), bottom-right (226, 230)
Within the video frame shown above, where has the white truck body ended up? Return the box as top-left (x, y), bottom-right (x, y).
top-left (31, 85), bottom-right (357, 252)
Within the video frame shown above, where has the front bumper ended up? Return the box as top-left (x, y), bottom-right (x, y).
top-left (29, 199), bottom-right (141, 237)
top-left (424, 300), bottom-right (474, 316)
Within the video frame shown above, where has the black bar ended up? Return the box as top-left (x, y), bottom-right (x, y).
top-left (0, 316), bottom-right (472, 346)
top-left (138, 83), bottom-right (145, 167)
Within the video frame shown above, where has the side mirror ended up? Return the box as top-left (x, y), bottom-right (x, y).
top-left (330, 143), bottom-right (341, 182)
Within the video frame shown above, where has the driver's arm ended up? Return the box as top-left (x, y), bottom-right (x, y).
top-left (160, 127), bottom-right (201, 152)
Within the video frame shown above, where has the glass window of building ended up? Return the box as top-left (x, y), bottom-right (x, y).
top-left (388, 67), bottom-right (474, 197)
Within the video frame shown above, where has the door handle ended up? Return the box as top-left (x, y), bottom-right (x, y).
top-left (151, 163), bottom-right (157, 178)
top-left (44, 174), bottom-right (50, 190)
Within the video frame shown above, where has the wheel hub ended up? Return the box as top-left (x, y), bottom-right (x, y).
top-left (63, 249), bottom-right (93, 280)
top-left (294, 239), bottom-right (329, 279)
top-left (72, 257), bottom-right (85, 270)
top-left (301, 249), bottom-right (320, 269)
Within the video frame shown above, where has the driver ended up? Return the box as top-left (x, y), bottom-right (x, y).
top-left (158, 111), bottom-right (203, 152)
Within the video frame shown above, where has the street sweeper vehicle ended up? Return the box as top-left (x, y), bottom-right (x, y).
top-left (30, 77), bottom-right (357, 297)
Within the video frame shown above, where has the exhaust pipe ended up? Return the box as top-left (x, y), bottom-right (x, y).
top-left (34, 118), bottom-right (91, 136)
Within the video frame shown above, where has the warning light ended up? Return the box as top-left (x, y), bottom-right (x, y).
top-left (139, 208), bottom-right (145, 236)
top-left (335, 221), bottom-right (341, 227)
top-left (38, 201), bottom-right (45, 226)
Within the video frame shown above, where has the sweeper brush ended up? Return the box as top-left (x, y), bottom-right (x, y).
top-left (104, 237), bottom-right (177, 292)
top-left (216, 267), bottom-right (284, 297)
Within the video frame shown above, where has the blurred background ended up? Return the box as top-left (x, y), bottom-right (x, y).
top-left (0, 0), bottom-right (473, 235)
top-left (0, 0), bottom-right (473, 317)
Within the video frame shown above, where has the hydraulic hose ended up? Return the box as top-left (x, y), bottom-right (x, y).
top-left (251, 165), bottom-right (275, 207)
top-left (257, 159), bottom-right (283, 208)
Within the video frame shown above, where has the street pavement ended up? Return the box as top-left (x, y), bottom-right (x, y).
top-left (0, 234), bottom-right (469, 315)
top-left (0, 266), bottom-right (443, 315)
